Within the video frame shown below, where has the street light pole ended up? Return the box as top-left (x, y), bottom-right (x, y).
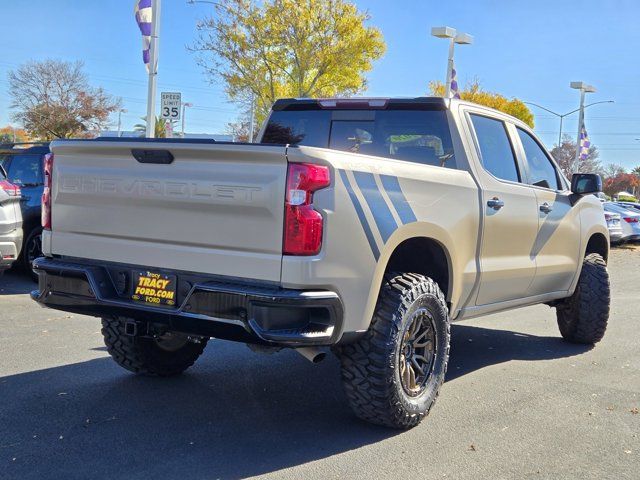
top-left (570, 81), bottom-right (596, 171)
top-left (181, 102), bottom-right (193, 137)
top-left (524, 99), bottom-right (613, 147)
top-left (430, 27), bottom-right (473, 99)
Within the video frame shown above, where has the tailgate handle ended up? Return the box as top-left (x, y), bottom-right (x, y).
top-left (131, 149), bottom-right (174, 165)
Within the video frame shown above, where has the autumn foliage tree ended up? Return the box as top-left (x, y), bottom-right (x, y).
top-left (603, 173), bottom-right (639, 198)
top-left (429, 79), bottom-right (534, 128)
top-left (191, 0), bottom-right (386, 126)
top-left (8, 59), bottom-right (121, 139)
top-left (0, 126), bottom-right (30, 143)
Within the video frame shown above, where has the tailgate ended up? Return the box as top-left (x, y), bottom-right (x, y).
top-left (49, 140), bottom-right (288, 283)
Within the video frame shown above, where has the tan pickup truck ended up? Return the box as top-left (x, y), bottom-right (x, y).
top-left (32, 97), bottom-right (610, 429)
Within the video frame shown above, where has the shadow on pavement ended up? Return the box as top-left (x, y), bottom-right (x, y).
top-left (1, 323), bottom-right (592, 479)
top-left (0, 269), bottom-right (36, 296)
top-left (447, 324), bottom-right (592, 381)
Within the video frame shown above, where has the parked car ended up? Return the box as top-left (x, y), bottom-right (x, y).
top-left (32, 97), bottom-right (610, 429)
top-left (0, 163), bottom-right (23, 274)
top-left (0, 142), bottom-right (49, 279)
top-left (616, 201), bottom-right (640, 213)
top-left (603, 202), bottom-right (640, 241)
top-left (604, 212), bottom-right (624, 244)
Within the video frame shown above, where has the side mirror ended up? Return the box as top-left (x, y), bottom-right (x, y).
top-left (571, 173), bottom-right (602, 195)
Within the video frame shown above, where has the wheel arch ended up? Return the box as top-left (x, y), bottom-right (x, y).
top-left (360, 224), bottom-right (461, 331)
top-left (584, 231), bottom-right (609, 263)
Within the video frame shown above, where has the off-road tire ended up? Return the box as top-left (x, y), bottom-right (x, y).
top-left (556, 253), bottom-right (610, 344)
top-left (101, 317), bottom-right (208, 376)
top-left (337, 273), bottom-right (450, 429)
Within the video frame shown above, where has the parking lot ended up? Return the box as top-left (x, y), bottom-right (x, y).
top-left (0, 247), bottom-right (638, 480)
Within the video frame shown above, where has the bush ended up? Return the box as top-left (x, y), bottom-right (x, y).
top-left (617, 194), bottom-right (638, 202)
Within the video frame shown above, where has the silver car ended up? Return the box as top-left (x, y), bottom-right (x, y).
top-left (603, 202), bottom-right (640, 242)
top-left (604, 211), bottom-right (624, 244)
top-left (0, 165), bottom-right (23, 272)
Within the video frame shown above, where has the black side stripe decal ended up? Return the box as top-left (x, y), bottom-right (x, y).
top-left (379, 174), bottom-right (417, 224)
top-left (352, 171), bottom-right (398, 242)
top-left (339, 169), bottom-right (380, 260)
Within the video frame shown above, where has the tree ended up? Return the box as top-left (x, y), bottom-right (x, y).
top-left (191, 0), bottom-right (386, 125)
top-left (429, 79), bottom-right (534, 127)
top-left (133, 116), bottom-right (176, 138)
top-left (603, 163), bottom-right (626, 179)
top-left (8, 59), bottom-right (121, 139)
top-left (632, 165), bottom-right (640, 177)
top-left (603, 173), bottom-right (639, 198)
top-left (0, 126), bottom-right (30, 143)
top-left (550, 134), bottom-right (601, 179)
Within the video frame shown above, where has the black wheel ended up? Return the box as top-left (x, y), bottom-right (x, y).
top-left (101, 317), bottom-right (208, 376)
top-left (337, 273), bottom-right (450, 429)
top-left (21, 226), bottom-right (43, 282)
top-left (556, 253), bottom-right (610, 344)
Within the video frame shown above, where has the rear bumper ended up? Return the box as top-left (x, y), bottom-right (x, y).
top-left (32, 257), bottom-right (344, 347)
top-left (0, 230), bottom-right (23, 269)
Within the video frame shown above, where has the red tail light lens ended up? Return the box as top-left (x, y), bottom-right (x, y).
top-left (283, 163), bottom-right (330, 255)
top-left (0, 180), bottom-right (21, 197)
top-left (42, 153), bottom-right (54, 230)
top-left (624, 217), bottom-right (638, 223)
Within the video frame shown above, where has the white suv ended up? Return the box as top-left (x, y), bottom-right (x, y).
top-left (0, 165), bottom-right (23, 273)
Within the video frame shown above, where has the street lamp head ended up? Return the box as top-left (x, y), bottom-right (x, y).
top-left (454, 33), bottom-right (473, 45)
top-left (183, 102), bottom-right (193, 107)
top-left (570, 81), bottom-right (596, 93)
top-left (431, 26), bottom-right (457, 39)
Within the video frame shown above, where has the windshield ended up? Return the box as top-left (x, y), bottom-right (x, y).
top-left (262, 108), bottom-right (457, 169)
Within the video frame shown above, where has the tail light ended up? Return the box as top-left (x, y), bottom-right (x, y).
top-left (283, 163), bottom-right (330, 255)
top-left (0, 180), bottom-right (21, 197)
top-left (42, 153), bottom-right (54, 229)
top-left (624, 217), bottom-right (638, 224)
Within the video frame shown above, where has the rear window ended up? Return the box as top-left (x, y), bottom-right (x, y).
top-left (0, 154), bottom-right (43, 186)
top-left (262, 109), bottom-right (457, 169)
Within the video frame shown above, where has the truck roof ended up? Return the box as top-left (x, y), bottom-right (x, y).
top-left (272, 97), bottom-right (448, 111)
top-left (271, 96), bottom-right (529, 127)
top-left (0, 142), bottom-right (50, 155)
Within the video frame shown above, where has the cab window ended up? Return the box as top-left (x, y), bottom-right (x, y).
top-left (516, 128), bottom-right (560, 190)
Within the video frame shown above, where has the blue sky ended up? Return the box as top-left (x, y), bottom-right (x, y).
top-left (1, 0), bottom-right (638, 169)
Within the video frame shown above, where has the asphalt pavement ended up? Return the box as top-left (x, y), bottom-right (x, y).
top-left (0, 247), bottom-right (638, 480)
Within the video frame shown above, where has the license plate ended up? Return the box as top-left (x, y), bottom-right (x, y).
top-left (131, 271), bottom-right (177, 307)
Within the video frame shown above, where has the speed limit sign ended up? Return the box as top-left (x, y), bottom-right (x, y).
top-left (160, 92), bottom-right (181, 120)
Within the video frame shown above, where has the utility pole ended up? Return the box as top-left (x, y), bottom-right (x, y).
top-left (181, 102), bottom-right (193, 137)
top-left (117, 109), bottom-right (127, 137)
top-left (570, 81), bottom-right (596, 172)
top-left (430, 27), bottom-right (473, 98)
top-left (145, 0), bottom-right (161, 138)
top-left (248, 92), bottom-right (256, 143)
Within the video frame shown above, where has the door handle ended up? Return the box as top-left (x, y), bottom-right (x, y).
top-left (540, 202), bottom-right (553, 214)
top-left (487, 197), bottom-right (504, 210)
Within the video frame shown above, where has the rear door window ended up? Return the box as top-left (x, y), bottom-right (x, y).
top-left (516, 128), bottom-right (561, 190)
top-left (470, 114), bottom-right (521, 183)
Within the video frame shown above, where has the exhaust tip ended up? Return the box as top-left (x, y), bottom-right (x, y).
top-left (295, 347), bottom-right (327, 363)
